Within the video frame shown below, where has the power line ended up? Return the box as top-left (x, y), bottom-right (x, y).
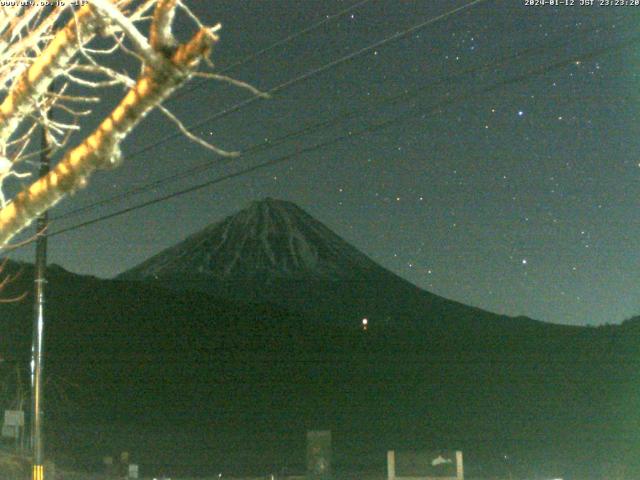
top-left (46, 35), bottom-right (639, 241)
top-left (51, 15), bottom-right (633, 223)
top-left (169, 0), bottom-right (377, 103)
top-left (51, 0), bottom-right (499, 222)
top-left (118, 0), bottom-right (489, 162)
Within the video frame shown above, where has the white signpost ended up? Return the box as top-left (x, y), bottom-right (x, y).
top-left (128, 464), bottom-right (139, 478)
top-left (387, 450), bottom-right (464, 480)
top-left (2, 409), bottom-right (25, 451)
top-left (2, 410), bottom-right (24, 440)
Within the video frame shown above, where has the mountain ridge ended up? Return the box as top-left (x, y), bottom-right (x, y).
top-left (0, 255), bottom-right (636, 477)
top-left (1, 199), bottom-right (631, 477)
top-left (118, 198), bottom-right (549, 330)
top-left (120, 198), bottom-right (386, 281)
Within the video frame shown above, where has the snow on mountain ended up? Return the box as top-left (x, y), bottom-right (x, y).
top-left (120, 198), bottom-right (381, 282)
top-left (118, 198), bottom-right (550, 331)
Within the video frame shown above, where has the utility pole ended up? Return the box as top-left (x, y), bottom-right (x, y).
top-left (31, 104), bottom-right (52, 480)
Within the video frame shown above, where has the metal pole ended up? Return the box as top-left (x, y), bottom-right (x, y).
top-left (31, 109), bottom-right (51, 480)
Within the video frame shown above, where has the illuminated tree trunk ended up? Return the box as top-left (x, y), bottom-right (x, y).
top-left (0, 0), bottom-right (227, 247)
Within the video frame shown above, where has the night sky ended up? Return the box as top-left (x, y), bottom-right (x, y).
top-left (8, 0), bottom-right (640, 326)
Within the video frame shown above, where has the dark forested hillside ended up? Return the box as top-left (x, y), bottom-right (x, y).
top-left (0, 260), bottom-right (637, 478)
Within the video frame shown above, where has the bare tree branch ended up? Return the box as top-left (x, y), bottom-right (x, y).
top-left (158, 104), bottom-right (239, 157)
top-left (0, 7), bottom-right (219, 246)
top-left (0, 4), bottom-right (100, 148)
top-left (89, 0), bottom-right (162, 67)
top-left (0, 1), bottom-right (259, 248)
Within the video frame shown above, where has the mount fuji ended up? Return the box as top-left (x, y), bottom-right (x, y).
top-left (121, 197), bottom-right (381, 281)
top-left (119, 198), bottom-right (535, 329)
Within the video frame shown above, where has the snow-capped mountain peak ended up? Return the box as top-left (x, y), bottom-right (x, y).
top-left (120, 198), bottom-right (379, 281)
